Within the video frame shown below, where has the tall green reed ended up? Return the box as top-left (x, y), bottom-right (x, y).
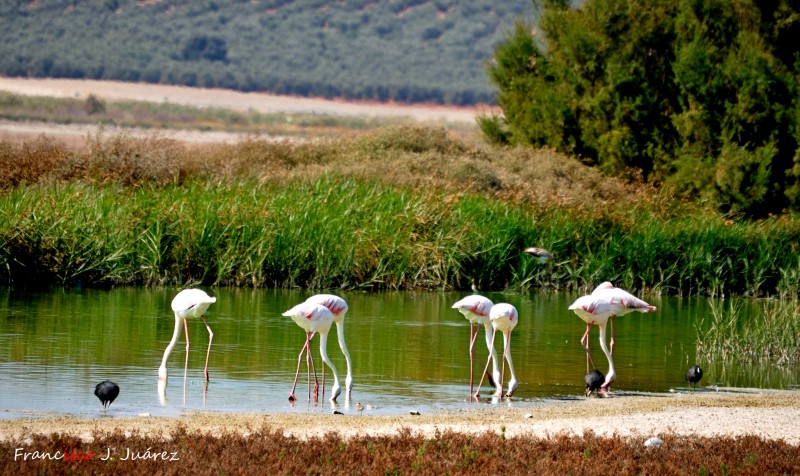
top-left (0, 176), bottom-right (798, 295)
top-left (697, 297), bottom-right (800, 368)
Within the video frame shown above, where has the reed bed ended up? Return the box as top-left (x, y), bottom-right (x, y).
top-left (1, 126), bottom-right (799, 296)
top-left (2, 426), bottom-right (798, 476)
top-left (697, 297), bottom-right (800, 367)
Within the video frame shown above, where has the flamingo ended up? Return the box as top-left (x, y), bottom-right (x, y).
top-left (568, 282), bottom-right (656, 392)
top-left (452, 295), bottom-right (501, 395)
top-left (158, 289), bottom-right (216, 384)
top-left (474, 303), bottom-right (519, 399)
top-left (686, 365), bottom-right (703, 389)
top-left (282, 302), bottom-right (342, 403)
top-left (94, 380), bottom-right (120, 409)
top-left (305, 294), bottom-right (353, 398)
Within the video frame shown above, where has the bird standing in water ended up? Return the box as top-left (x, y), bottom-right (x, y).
top-left (305, 294), bottom-right (353, 399)
top-left (94, 380), bottom-right (120, 409)
top-left (283, 301), bottom-right (342, 403)
top-left (686, 365), bottom-right (703, 389)
top-left (584, 369), bottom-right (605, 397)
top-left (452, 295), bottom-right (501, 396)
top-left (474, 303), bottom-right (519, 399)
top-left (568, 282), bottom-right (656, 393)
top-left (158, 289), bottom-right (217, 385)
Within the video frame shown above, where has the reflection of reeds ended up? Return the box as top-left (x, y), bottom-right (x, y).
top-left (1, 427), bottom-right (798, 474)
top-left (698, 298), bottom-right (800, 368)
top-left (2, 127), bottom-right (800, 295)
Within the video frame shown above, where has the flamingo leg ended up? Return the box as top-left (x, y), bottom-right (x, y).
top-left (609, 315), bottom-right (615, 355)
top-left (201, 316), bottom-right (213, 383)
top-left (580, 322), bottom-right (596, 372)
top-left (308, 332), bottom-right (319, 401)
top-left (289, 332), bottom-right (313, 402)
top-left (468, 323), bottom-right (479, 395)
top-left (473, 327), bottom-right (497, 400)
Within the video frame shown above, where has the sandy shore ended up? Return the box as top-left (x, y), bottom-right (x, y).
top-left (3, 389), bottom-right (799, 444)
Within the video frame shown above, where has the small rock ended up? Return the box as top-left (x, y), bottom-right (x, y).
top-left (409, 410), bottom-right (421, 415)
top-left (524, 413), bottom-right (534, 419)
top-left (138, 413), bottom-right (151, 417)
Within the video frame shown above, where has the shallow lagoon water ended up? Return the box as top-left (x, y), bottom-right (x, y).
top-left (1, 287), bottom-right (798, 419)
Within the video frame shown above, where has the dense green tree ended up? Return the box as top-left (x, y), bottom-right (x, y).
top-left (483, 0), bottom-right (800, 217)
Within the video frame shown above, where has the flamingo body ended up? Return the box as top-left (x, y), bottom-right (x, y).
top-left (568, 282), bottom-right (656, 327)
top-left (159, 289), bottom-right (216, 382)
top-left (282, 302), bottom-right (342, 402)
top-left (305, 294), bottom-right (353, 397)
top-left (452, 294), bottom-right (501, 394)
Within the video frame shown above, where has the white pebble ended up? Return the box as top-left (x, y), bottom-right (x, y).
top-left (644, 437), bottom-right (663, 448)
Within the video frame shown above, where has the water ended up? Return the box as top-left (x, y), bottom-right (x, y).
top-left (1, 287), bottom-right (798, 419)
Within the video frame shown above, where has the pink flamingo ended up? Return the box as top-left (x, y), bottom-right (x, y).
top-left (158, 289), bottom-right (216, 384)
top-left (305, 294), bottom-right (353, 399)
top-left (474, 303), bottom-right (519, 399)
top-left (452, 295), bottom-right (501, 395)
top-left (282, 302), bottom-right (341, 403)
top-left (568, 282), bottom-right (656, 392)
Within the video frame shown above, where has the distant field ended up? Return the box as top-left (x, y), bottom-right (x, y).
top-left (0, 77), bottom-right (490, 147)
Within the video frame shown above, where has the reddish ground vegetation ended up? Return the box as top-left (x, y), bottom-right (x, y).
top-left (2, 426), bottom-right (798, 475)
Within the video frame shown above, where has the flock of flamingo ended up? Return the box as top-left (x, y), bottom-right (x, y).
top-left (96, 247), bottom-right (705, 409)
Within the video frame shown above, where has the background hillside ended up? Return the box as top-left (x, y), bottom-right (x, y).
top-left (0, 0), bottom-right (536, 106)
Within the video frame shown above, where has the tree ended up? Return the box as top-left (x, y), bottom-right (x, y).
top-left (482, 0), bottom-right (800, 216)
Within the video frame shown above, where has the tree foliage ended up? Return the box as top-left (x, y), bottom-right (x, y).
top-left (483, 0), bottom-right (800, 217)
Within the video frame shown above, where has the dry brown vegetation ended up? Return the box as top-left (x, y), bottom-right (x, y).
top-left (0, 125), bottom-right (666, 217)
top-left (3, 426), bottom-right (797, 475)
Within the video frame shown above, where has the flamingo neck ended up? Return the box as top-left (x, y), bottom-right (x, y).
top-left (597, 325), bottom-right (616, 387)
top-left (318, 330), bottom-right (341, 401)
top-left (335, 320), bottom-right (353, 394)
top-left (159, 315), bottom-right (183, 379)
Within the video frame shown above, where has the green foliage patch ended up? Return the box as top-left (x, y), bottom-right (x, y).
top-left (483, 0), bottom-right (800, 218)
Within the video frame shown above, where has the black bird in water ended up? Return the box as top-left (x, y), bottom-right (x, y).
top-left (585, 369), bottom-right (605, 397)
top-left (685, 365), bottom-right (703, 389)
top-left (94, 380), bottom-right (120, 409)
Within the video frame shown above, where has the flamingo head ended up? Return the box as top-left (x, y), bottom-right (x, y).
top-left (600, 369), bottom-right (616, 390)
top-left (330, 382), bottom-right (342, 403)
top-left (506, 378), bottom-right (519, 397)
